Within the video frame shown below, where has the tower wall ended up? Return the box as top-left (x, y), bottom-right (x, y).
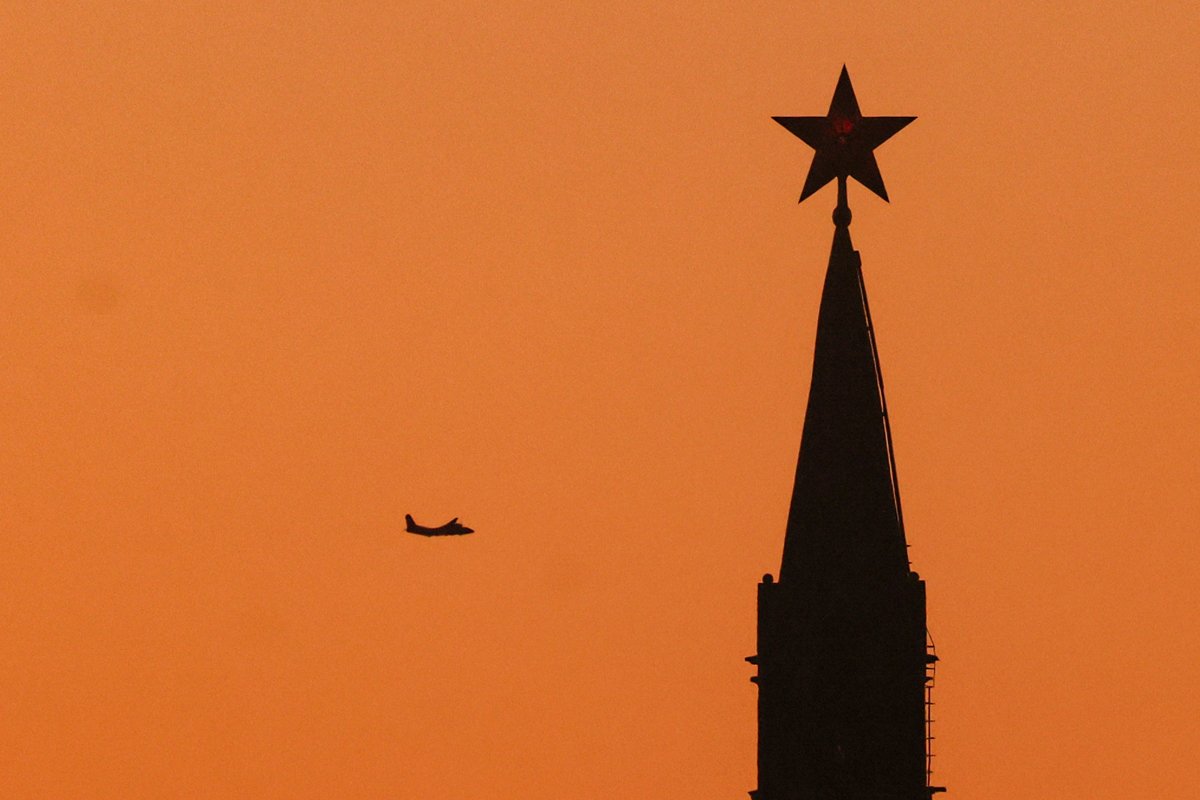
top-left (752, 572), bottom-right (928, 800)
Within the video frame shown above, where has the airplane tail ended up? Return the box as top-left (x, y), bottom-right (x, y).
top-left (405, 514), bottom-right (415, 529)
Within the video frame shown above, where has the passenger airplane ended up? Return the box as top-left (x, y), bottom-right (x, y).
top-left (405, 514), bottom-right (475, 537)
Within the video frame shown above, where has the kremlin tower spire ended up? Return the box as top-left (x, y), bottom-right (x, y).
top-left (749, 68), bottom-right (943, 800)
top-left (780, 179), bottom-right (908, 590)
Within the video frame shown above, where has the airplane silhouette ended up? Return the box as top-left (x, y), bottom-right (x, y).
top-left (405, 514), bottom-right (475, 537)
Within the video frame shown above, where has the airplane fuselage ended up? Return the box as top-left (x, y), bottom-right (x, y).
top-left (405, 515), bottom-right (474, 537)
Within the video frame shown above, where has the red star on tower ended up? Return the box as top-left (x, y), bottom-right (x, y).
top-left (773, 66), bottom-right (915, 203)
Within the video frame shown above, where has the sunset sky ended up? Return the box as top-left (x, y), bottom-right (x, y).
top-left (1, 3), bottom-right (1197, 798)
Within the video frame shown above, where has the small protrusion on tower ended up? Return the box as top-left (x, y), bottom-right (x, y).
top-left (832, 175), bottom-right (852, 227)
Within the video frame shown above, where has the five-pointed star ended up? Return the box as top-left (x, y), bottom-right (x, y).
top-left (773, 66), bottom-right (915, 203)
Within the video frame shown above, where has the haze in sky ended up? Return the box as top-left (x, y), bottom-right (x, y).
top-left (1, 4), bottom-right (1197, 799)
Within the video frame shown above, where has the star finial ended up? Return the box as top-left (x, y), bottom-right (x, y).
top-left (773, 66), bottom-right (915, 204)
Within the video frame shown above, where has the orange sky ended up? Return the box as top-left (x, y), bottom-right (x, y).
top-left (1, 4), bottom-right (1197, 798)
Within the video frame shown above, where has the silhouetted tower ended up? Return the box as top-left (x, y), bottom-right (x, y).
top-left (748, 68), bottom-right (943, 800)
